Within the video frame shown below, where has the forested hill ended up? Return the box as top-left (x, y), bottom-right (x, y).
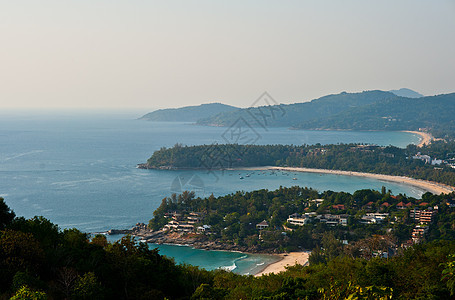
top-left (141, 142), bottom-right (455, 187)
top-left (139, 90), bottom-right (455, 137)
top-left (295, 93), bottom-right (455, 135)
top-left (389, 88), bottom-right (424, 98)
top-left (139, 103), bottom-right (238, 122)
top-left (196, 90), bottom-right (396, 127)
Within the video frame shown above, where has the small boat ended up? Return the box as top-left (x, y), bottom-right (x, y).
top-left (245, 174), bottom-right (250, 177)
top-left (293, 178), bottom-right (297, 180)
top-left (239, 176), bottom-right (244, 179)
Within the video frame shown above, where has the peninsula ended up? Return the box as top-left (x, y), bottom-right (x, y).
top-left (139, 142), bottom-right (455, 190)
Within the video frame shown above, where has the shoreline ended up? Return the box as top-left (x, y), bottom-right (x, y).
top-left (147, 240), bottom-right (307, 276)
top-left (254, 251), bottom-right (310, 276)
top-left (123, 229), bottom-right (308, 276)
top-left (403, 130), bottom-right (433, 147)
top-left (266, 166), bottom-right (454, 195)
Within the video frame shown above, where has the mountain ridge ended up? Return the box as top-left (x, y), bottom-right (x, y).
top-left (139, 102), bottom-right (239, 122)
top-left (138, 89), bottom-right (455, 138)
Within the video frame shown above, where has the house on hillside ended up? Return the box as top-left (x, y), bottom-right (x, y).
top-left (308, 199), bottom-right (325, 207)
top-left (256, 220), bottom-right (269, 230)
top-left (197, 225), bottom-right (211, 233)
top-left (287, 214), bottom-right (310, 226)
top-left (397, 202), bottom-right (406, 209)
top-left (332, 204), bottom-right (345, 211)
top-left (412, 153), bottom-right (432, 164)
top-left (364, 201), bottom-right (374, 210)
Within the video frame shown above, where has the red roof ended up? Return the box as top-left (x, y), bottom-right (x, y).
top-left (381, 202), bottom-right (390, 207)
top-left (365, 201), bottom-right (374, 206)
top-left (405, 202), bottom-right (413, 207)
top-left (397, 201), bottom-right (406, 207)
top-left (420, 202), bottom-right (429, 206)
top-left (391, 195), bottom-right (398, 200)
top-left (332, 204), bottom-right (345, 210)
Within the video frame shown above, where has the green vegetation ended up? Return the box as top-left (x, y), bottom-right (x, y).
top-left (143, 141), bottom-right (455, 186)
top-left (0, 197), bottom-right (212, 299)
top-left (193, 91), bottom-right (455, 139)
top-left (2, 195), bottom-right (455, 299)
top-left (138, 90), bottom-right (455, 138)
top-left (296, 93), bottom-right (455, 137)
top-left (149, 187), bottom-right (455, 252)
top-left (197, 90), bottom-right (395, 128)
top-left (139, 103), bottom-right (238, 122)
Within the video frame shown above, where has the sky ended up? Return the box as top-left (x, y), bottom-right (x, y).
top-left (0, 0), bottom-right (454, 110)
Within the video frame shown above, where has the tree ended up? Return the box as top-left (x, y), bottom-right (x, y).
top-left (191, 283), bottom-right (226, 300)
top-left (321, 232), bottom-right (343, 261)
top-left (0, 197), bottom-right (15, 230)
top-left (10, 285), bottom-right (47, 300)
top-left (72, 272), bottom-right (104, 300)
top-left (442, 254), bottom-right (455, 296)
top-left (0, 230), bottom-right (44, 274)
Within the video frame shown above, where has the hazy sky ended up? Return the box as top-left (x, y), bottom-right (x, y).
top-left (1, 1), bottom-right (454, 109)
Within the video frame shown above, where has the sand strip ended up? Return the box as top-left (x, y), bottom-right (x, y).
top-left (255, 252), bottom-right (309, 276)
top-left (267, 166), bottom-right (454, 195)
top-left (403, 130), bottom-right (433, 147)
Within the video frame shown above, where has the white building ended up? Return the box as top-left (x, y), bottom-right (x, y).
top-left (287, 214), bottom-right (310, 226)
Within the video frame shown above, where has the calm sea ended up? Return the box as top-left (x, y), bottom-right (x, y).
top-left (0, 111), bottom-right (421, 274)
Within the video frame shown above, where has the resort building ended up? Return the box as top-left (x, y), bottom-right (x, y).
top-left (317, 214), bottom-right (348, 226)
top-left (287, 214), bottom-right (311, 226)
top-left (308, 199), bottom-right (325, 207)
top-left (410, 208), bottom-right (437, 224)
top-left (256, 220), bottom-right (269, 230)
top-left (197, 225), bottom-right (211, 233)
top-left (411, 225), bottom-right (428, 243)
top-left (332, 204), bottom-right (345, 210)
top-left (360, 213), bottom-right (389, 224)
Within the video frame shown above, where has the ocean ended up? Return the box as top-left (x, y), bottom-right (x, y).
top-left (0, 111), bottom-right (422, 274)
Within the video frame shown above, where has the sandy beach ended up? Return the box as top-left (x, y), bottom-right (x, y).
top-left (403, 130), bottom-right (433, 147)
top-left (267, 166), bottom-right (454, 195)
top-left (255, 252), bottom-right (310, 276)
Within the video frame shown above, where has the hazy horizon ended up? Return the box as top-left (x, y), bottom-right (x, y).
top-left (1, 1), bottom-right (454, 110)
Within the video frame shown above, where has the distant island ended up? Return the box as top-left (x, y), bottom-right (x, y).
top-left (139, 89), bottom-right (455, 139)
top-left (139, 102), bottom-right (238, 122)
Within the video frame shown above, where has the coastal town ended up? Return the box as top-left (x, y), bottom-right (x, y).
top-left (120, 187), bottom-right (455, 274)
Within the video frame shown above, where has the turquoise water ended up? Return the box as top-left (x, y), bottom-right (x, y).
top-left (105, 234), bottom-right (280, 275)
top-left (0, 111), bottom-right (421, 273)
top-left (149, 244), bottom-right (280, 275)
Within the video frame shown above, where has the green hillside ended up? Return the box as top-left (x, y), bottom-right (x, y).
top-left (295, 93), bottom-right (455, 135)
top-left (196, 90), bottom-right (396, 127)
top-left (139, 103), bottom-right (238, 122)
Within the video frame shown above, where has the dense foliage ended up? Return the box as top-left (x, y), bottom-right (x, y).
top-left (149, 187), bottom-right (455, 252)
top-left (0, 197), bottom-right (213, 299)
top-left (1, 196), bottom-right (455, 299)
top-left (296, 93), bottom-right (455, 137)
top-left (193, 90), bottom-right (455, 139)
top-left (197, 90), bottom-right (396, 127)
top-left (144, 141), bottom-right (455, 186)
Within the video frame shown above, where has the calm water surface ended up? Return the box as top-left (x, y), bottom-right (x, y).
top-left (0, 111), bottom-right (422, 274)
